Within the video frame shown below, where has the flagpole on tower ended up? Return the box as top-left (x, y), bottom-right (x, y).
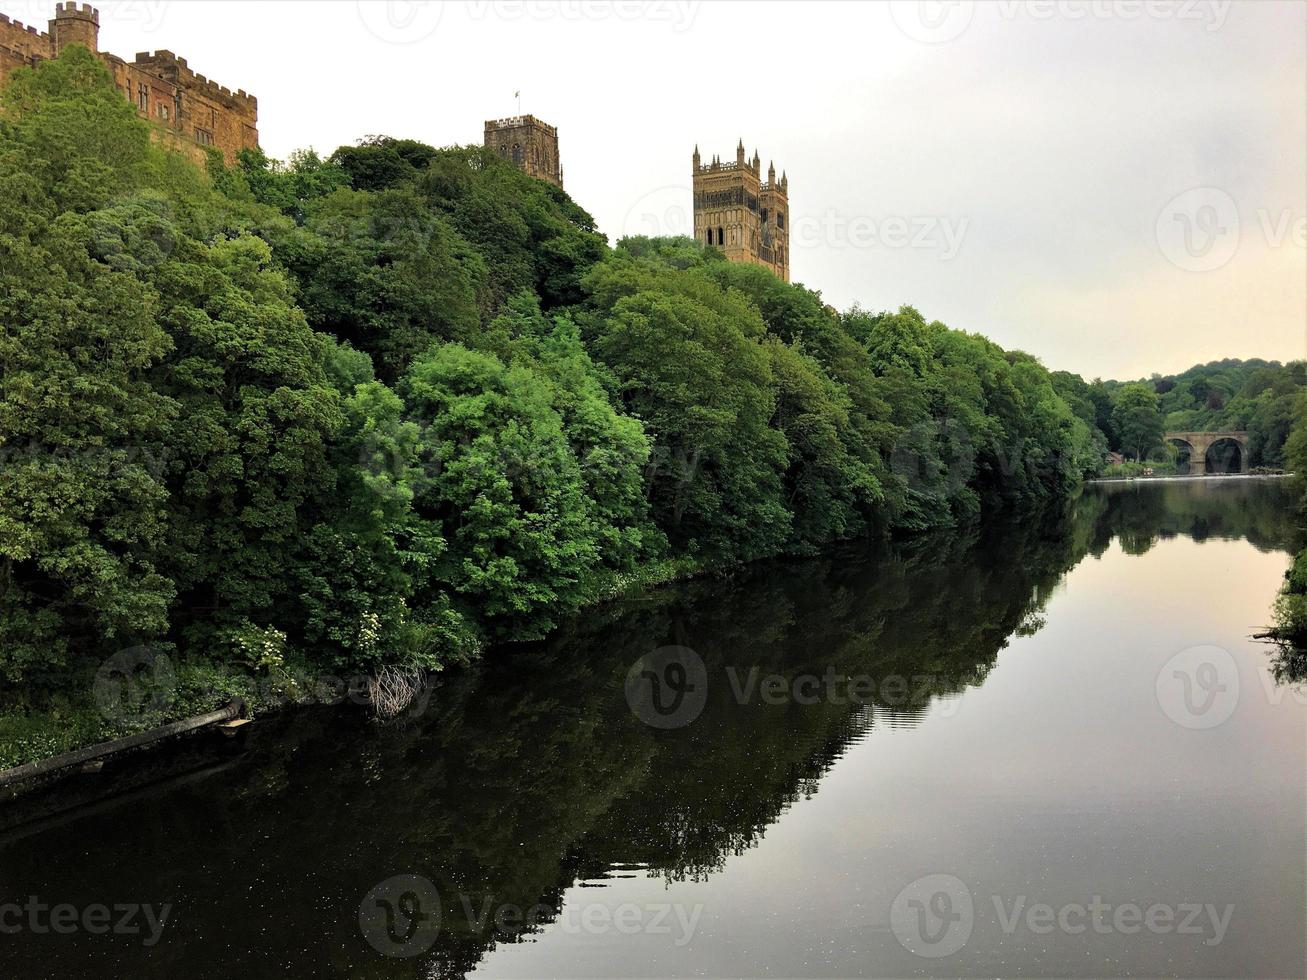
top-left (515, 90), bottom-right (521, 113)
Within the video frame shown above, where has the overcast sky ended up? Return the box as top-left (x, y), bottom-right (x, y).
top-left (30, 0), bottom-right (1305, 379)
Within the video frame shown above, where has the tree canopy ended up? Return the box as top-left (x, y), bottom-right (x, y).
top-left (4, 49), bottom-right (1241, 729)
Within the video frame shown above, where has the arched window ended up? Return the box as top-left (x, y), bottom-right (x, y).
top-left (717, 227), bottom-right (724, 246)
top-left (777, 211), bottom-right (785, 229)
top-left (706, 230), bottom-right (713, 246)
top-left (511, 143), bottom-right (523, 165)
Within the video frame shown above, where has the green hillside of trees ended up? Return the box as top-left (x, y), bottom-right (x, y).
top-left (1, 49), bottom-right (1299, 759)
top-left (1097, 359), bottom-right (1305, 468)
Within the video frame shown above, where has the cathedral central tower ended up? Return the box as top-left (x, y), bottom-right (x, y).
top-left (692, 140), bottom-right (789, 282)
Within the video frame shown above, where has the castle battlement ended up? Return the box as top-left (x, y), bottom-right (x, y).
top-left (54, 2), bottom-right (98, 23)
top-left (133, 49), bottom-right (257, 110)
top-left (0, 13), bottom-right (50, 39)
top-left (485, 113), bottom-right (558, 138)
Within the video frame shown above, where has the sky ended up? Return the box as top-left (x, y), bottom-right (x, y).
top-left (16, 0), bottom-right (1304, 380)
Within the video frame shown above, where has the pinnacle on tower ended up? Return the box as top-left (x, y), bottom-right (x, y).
top-left (768, 160), bottom-right (776, 182)
top-left (693, 144), bottom-right (701, 168)
top-left (736, 139), bottom-right (745, 165)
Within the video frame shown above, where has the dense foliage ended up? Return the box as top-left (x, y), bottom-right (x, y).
top-left (1095, 359), bottom-right (1306, 468)
top-left (0, 50), bottom-right (1131, 723)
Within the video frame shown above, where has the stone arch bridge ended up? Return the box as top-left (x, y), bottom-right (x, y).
top-left (1164, 431), bottom-right (1249, 474)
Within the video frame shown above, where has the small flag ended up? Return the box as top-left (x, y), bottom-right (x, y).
top-left (514, 90), bottom-right (520, 99)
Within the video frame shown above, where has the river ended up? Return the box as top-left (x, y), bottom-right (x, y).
top-left (0, 479), bottom-right (1303, 978)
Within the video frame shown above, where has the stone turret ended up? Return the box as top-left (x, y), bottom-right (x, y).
top-left (49, 2), bottom-right (97, 53)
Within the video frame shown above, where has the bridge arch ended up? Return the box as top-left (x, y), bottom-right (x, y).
top-left (1205, 437), bottom-right (1244, 475)
top-left (1166, 437), bottom-right (1197, 475)
top-left (1161, 431), bottom-right (1249, 475)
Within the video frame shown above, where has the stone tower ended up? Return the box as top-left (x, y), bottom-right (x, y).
top-left (692, 139), bottom-right (789, 282)
top-left (49, 1), bottom-right (98, 53)
top-left (484, 114), bottom-right (563, 188)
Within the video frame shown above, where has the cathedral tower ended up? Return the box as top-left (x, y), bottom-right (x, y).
top-left (692, 139), bottom-right (789, 282)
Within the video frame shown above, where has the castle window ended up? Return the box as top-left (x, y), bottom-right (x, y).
top-left (777, 211), bottom-right (785, 229)
top-left (706, 230), bottom-right (712, 246)
top-left (511, 143), bottom-right (523, 165)
top-left (761, 208), bottom-right (768, 223)
top-left (716, 227), bottom-right (724, 246)
top-left (194, 128), bottom-right (214, 146)
top-left (157, 104), bottom-right (169, 121)
top-left (137, 83), bottom-right (148, 111)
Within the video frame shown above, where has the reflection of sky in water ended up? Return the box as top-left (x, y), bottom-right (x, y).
top-left (476, 531), bottom-right (1305, 979)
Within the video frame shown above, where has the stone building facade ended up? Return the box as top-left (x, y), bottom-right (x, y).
top-left (484, 114), bottom-right (563, 188)
top-left (693, 140), bottom-right (789, 282)
top-left (0, 3), bottom-right (258, 164)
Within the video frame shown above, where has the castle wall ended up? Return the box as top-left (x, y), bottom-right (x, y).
top-left (130, 50), bottom-right (258, 160)
top-left (0, 6), bottom-right (257, 164)
top-left (0, 12), bottom-right (49, 86)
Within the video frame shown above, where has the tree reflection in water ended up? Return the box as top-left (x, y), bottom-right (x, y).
top-left (0, 479), bottom-right (1299, 979)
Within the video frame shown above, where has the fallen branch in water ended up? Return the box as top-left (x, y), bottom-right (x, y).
top-left (367, 666), bottom-right (426, 720)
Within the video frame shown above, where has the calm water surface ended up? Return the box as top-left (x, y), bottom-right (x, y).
top-left (1, 479), bottom-right (1303, 978)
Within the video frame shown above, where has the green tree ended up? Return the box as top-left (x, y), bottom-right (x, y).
top-left (1112, 383), bottom-right (1164, 461)
top-left (401, 344), bottom-right (602, 638)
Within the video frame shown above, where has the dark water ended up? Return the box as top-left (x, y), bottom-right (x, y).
top-left (1, 479), bottom-right (1304, 979)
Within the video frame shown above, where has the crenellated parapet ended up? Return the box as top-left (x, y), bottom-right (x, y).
top-left (0, 10), bottom-right (51, 66)
top-left (132, 49), bottom-right (257, 113)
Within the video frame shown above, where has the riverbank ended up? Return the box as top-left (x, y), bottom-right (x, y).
top-left (0, 553), bottom-right (716, 781)
top-left (1088, 472), bottom-right (1296, 485)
